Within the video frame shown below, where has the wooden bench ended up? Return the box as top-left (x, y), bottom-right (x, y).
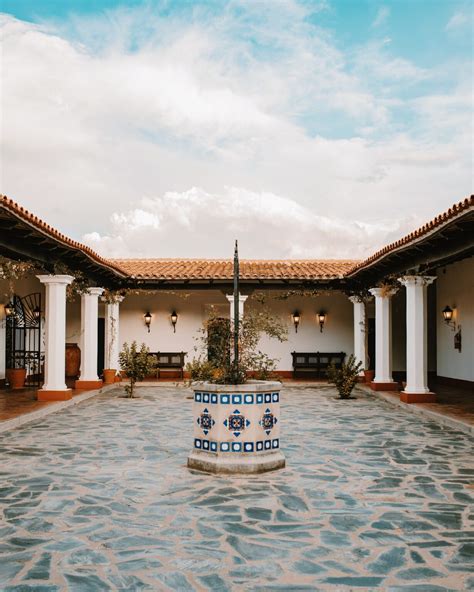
top-left (149, 352), bottom-right (187, 379)
top-left (291, 351), bottom-right (346, 379)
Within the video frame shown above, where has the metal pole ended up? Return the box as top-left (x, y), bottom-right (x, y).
top-left (233, 239), bottom-right (239, 367)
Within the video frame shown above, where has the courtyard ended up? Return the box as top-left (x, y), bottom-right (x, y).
top-left (0, 385), bottom-right (473, 591)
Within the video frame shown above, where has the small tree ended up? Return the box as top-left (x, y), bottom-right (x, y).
top-left (187, 306), bottom-right (287, 385)
top-left (118, 341), bottom-right (156, 398)
top-left (327, 354), bottom-right (363, 399)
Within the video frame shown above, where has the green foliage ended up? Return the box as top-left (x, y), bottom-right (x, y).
top-left (187, 305), bottom-right (287, 385)
top-left (251, 352), bottom-right (278, 381)
top-left (327, 354), bottom-right (363, 399)
top-left (118, 341), bottom-right (156, 398)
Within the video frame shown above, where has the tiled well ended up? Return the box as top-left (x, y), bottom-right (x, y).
top-left (0, 384), bottom-right (473, 591)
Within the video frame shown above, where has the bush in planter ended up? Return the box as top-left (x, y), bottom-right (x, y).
top-left (186, 307), bottom-right (287, 385)
top-left (327, 354), bottom-right (363, 399)
top-left (118, 341), bottom-right (156, 398)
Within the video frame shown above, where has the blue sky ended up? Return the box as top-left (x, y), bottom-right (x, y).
top-left (1, 0), bottom-right (472, 258)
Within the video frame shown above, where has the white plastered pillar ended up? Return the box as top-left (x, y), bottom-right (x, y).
top-left (104, 296), bottom-right (124, 372)
top-left (226, 294), bottom-right (248, 321)
top-left (369, 287), bottom-right (399, 390)
top-left (76, 287), bottom-right (104, 389)
top-left (37, 274), bottom-right (74, 401)
top-left (349, 296), bottom-right (367, 375)
top-left (398, 275), bottom-right (436, 403)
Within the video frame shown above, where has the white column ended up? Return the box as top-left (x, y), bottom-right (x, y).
top-left (226, 294), bottom-right (248, 321)
top-left (104, 296), bottom-right (123, 371)
top-left (77, 287), bottom-right (104, 386)
top-left (37, 274), bottom-right (74, 398)
top-left (349, 296), bottom-right (367, 373)
top-left (399, 275), bottom-right (436, 396)
top-left (369, 287), bottom-right (398, 386)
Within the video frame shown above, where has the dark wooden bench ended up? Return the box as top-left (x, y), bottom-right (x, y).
top-left (148, 352), bottom-right (187, 379)
top-left (291, 351), bottom-right (346, 379)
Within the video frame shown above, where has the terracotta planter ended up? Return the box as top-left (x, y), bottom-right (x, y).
top-left (364, 370), bottom-right (375, 383)
top-left (103, 369), bottom-right (117, 384)
top-left (114, 375), bottom-right (122, 383)
top-left (6, 368), bottom-right (27, 390)
top-left (65, 343), bottom-right (81, 379)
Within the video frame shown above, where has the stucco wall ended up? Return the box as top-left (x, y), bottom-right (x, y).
top-left (436, 257), bottom-right (474, 382)
top-left (247, 292), bottom-right (354, 371)
top-left (114, 290), bottom-right (355, 372)
top-left (118, 290), bottom-right (229, 360)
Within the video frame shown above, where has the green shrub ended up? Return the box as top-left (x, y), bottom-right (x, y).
top-left (186, 306), bottom-right (287, 385)
top-left (327, 354), bottom-right (363, 399)
top-left (119, 341), bottom-right (156, 398)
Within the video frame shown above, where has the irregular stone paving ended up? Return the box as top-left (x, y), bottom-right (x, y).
top-left (0, 385), bottom-right (473, 591)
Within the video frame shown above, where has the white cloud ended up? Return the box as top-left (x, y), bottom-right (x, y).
top-left (82, 186), bottom-right (417, 259)
top-left (372, 6), bottom-right (390, 28)
top-left (0, 7), bottom-right (471, 258)
top-left (446, 10), bottom-right (470, 31)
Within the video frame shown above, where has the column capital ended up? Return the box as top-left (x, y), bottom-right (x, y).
top-left (226, 294), bottom-right (249, 303)
top-left (398, 275), bottom-right (436, 288)
top-left (349, 295), bottom-right (365, 304)
top-left (369, 286), bottom-right (398, 298)
top-left (37, 274), bottom-right (74, 286)
top-left (84, 287), bottom-right (104, 297)
top-left (102, 295), bottom-right (124, 304)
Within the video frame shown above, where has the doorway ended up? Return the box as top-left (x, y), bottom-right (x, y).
top-left (97, 318), bottom-right (105, 377)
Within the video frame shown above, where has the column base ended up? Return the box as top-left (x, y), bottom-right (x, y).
top-left (400, 391), bottom-right (436, 404)
top-left (75, 380), bottom-right (103, 390)
top-left (371, 381), bottom-right (399, 391)
top-left (37, 389), bottom-right (72, 401)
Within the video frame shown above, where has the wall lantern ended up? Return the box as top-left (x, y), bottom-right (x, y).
top-left (144, 311), bottom-right (152, 333)
top-left (171, 310), bottom-right (178, 333)
top-left (4, 301), bottom-right (14, 317)
top-left (442, 306), bottom-right (456, 330)
top-left (292, 311), bottom-right (300, 333)
top-left (317, 311), bottom-right (327, 333)
top-left (33, 306), bottom-right (41, 322)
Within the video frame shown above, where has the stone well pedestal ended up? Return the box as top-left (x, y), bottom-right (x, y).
top-left (187, 381), bottom-right (285, 474)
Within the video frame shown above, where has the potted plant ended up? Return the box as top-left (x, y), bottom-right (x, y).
top-left (6, 361), bottom-right (27, 390)
top-left (118, 341), bottom-right (156, 398)
top-left (327, 354), bottom-right (363, 399)
top-left (186, 305), bottom-right (288, 474)
top-left (364, 368), bottom-right (375, 383)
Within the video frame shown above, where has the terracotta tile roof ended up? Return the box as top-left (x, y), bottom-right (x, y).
top-left (110, 259), bottom-right (357, 280)
top-left (3, 193), bottom-right (472, 284)
top-left (1, 195), bottom-right (128, 277)
top-left (347, 195), bottom-right (474, 276)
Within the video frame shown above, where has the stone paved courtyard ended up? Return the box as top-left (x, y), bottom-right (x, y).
top-left (0, 385), bottom-right (473, 591)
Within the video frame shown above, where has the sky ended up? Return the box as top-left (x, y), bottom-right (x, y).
top-left (1, 0), bottom-right (472, 259)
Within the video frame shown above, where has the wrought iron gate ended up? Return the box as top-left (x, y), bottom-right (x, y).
top-left (5, 293), bottom-right (43, 387)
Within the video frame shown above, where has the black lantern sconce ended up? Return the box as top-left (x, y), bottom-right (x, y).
top-left (292, 311), bottom-right (300, 333)
top-left (171, 310), bottom-right (178, 333)
top-left (442, 306), bottom-right (456, 331)
top-left (33, 306), bottom-right (41, 323)
top-left (144, 311), bottom-right (152, 333)
top-left (4, 301), bottom-right (14, 317)
top-left (317, 311), bottom-right (327, 333)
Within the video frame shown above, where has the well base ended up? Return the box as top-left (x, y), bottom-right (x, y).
top-left (187, 450), bottom-right (286, 474)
